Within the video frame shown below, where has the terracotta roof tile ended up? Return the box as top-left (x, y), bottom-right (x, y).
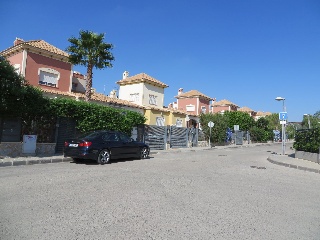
top-left (238, 106), bottom-right (255, 113)
top-left (25, 40), bottom-right (69, 57)
top-left (213, 99), bottom-right (239, 107)
top-left (175, 90), bottom-right (212, 100)
top-left (40, 89), bottom-right (188, 115)
top-left (145, 106), bottom-right (189, 115)
top-left (116, 73), bottom-right (168, 88)
top-left (256, 111), bottom-right (272, 116)
top-left (1, 39), bottom-right (69, 58)
top-left (41, 89), bottom-right (143, 109)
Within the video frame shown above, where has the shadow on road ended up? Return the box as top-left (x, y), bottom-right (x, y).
top-left (70, 156), bottom-right (155, 165)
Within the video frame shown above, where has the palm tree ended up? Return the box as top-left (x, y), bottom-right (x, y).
top-left (66, 30), bottom-right (114, 101)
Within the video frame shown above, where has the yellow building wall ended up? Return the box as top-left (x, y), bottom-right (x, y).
top-left (144, 109), bottom-right (165, 125)
top-left (143, 109), bottom-right (187, 127)
top-left (168, 112), bottom-right (186, 126)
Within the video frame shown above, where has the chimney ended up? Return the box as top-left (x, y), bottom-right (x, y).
top-left (123, 71), bottom-right (129, 79)
top-left (173, 102), bottom-right (178, 109)
top-left (14, 37), bottom-right (24, 46)
top-left (168, 103), bottom-right (173, 108)
top-left (178, 88), bottom-right (183, 95)
top-left (110, 89), bottom-right (117, 98)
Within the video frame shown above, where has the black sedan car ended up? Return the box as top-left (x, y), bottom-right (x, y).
top-left (64, 130), bottom-right (150, 164)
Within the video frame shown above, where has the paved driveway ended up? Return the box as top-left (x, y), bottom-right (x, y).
top-left (1, 144), bottom-right (319, 240)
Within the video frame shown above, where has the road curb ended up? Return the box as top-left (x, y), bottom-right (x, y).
top-left (0, 157), bottom-right (72, 168)
top-left (267, 157), bottom-right (320, 174)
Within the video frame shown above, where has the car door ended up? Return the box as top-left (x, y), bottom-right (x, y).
top-left (118, 132), bottom-right (139, 157)
top-left (102, 132), bottom-right (123, 158)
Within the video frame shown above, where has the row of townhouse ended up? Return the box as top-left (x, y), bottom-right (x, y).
top-left (1, 37), bottom-right (271, 130)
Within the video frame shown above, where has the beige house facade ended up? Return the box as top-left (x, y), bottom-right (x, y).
top-left (117, 72), bottom-right (168, 108)
top-left (117, 71), bottom-right (189, 127)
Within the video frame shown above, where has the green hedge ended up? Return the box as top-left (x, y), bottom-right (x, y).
top-left (293, 128), bottom-right (320, 153)
top-left (49, 98), bottom-right (146, 135)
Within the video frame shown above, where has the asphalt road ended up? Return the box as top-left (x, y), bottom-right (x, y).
top-left (1, 144), bottom-right (320, 240)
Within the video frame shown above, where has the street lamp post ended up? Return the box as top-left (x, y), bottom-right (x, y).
top-left (275, 97), bottom-right (286, 155)
top-left (304, 114), bottom-right (311, 129)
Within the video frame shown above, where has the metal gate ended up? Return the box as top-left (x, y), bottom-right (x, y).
top-left (55, 117), bottom-right (76, 153)
top-left (137, 125), bottom-right (167, 150)
top-left (169, 126), bottom-right (188, 148)
top-left (0, 118), bottom-right (21, 142)
top-left (188, 127), bottom-right (199, 147)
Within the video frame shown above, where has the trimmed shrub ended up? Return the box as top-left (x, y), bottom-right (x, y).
top-left (293, 128), bottom-right (320, 153)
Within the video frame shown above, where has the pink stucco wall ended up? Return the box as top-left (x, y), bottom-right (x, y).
top-left (178, 98), bottom-right (198, 115)
top-left (198, 98), bottom-right (210, 114)
top-left (178, 97), bottom-right (211, 115)
top-left (25, 52), bottom-right (72, 92)
top-left (212, 106), bottom-right (230, 113)
top-left (212, 105), bottom-right (238, 113)
top-left (6, 52), bottom-right (23, 66)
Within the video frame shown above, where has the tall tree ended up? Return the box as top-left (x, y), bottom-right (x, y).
top-left (66, 30), bottom-right (114, 101)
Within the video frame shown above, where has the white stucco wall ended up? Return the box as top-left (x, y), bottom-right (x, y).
top-left (143, 83), bottom-right (164, 108)
top-left (72, 77), bottom-right (86, 93)
top-left (118, 83), bottom-right (144, 105)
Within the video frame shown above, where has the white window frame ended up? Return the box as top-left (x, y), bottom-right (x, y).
top-left (201, 106), bottom-right (206, 113)
top-left (176, 119), bottom-right (182, 127)
top-left (149, 95), bottom-right (157, 105)
top-left (156, 116), bottom-right (165, 126)
top-left (129, 93), bottom-right (139, 102)
top-left (186, 104), bottom-right (195, 112)
top-left (38, 68), bottom-right (60, 87)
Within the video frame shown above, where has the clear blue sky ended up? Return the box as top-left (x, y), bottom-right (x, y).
top-left (1, 0), bottom-right (319, 122)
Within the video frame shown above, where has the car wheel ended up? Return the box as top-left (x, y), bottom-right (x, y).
top-left (97, 149), bottom-right (111, 165)
top-left (140, 147), bottom-right (149, 159)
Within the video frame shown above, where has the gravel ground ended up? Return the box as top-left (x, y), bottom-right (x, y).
top-left (0, 144), bottom-right (320, 240)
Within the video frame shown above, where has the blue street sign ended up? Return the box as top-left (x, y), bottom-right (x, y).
top-left (279, 112), bottom-right (288, 120)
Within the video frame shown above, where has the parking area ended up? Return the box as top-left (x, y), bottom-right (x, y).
top-left (1, 144), bottom-right (320, 240)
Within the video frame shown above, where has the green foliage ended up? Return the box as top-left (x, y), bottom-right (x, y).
top-left (49, 98), bottom-right (146, 135)
top-left (67, 30), bottom-right (114, 69)
top-left (314, 111), bottom-right (320, 119)
top-left (265, 113), bottom-right (281, 131)
top-left (224, 111), bottom-right (255, 131)
top-left (286, 124), bottom-right (297, 139)
top-left (248, 117), bottom-right (273, 142)
top-left (200, 111), bottom-right (279, 144)
top-left (200, 111), bottom-right (255, 143)
top-left (66, 30), bottom-right (115, 101)
top-left (0, 56), bottom-right (26, 114)
top-left (200, 113), bottom-right (228, 143)
top-left (0, 56), bottom-right (50, 118)
top-left (249, 126), bottom-right (272, 142)
top-left (293, 128), bottom-right (320, 153)
top-left (301, 114), bottom-right (320, 129)
top-left (255, 117), bottom-right (269, 130)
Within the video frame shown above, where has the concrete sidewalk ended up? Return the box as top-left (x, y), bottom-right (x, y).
top-left (1, 143), bottom-right (320, 174)
top-left (267, 154), bottom-right (320, 174)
